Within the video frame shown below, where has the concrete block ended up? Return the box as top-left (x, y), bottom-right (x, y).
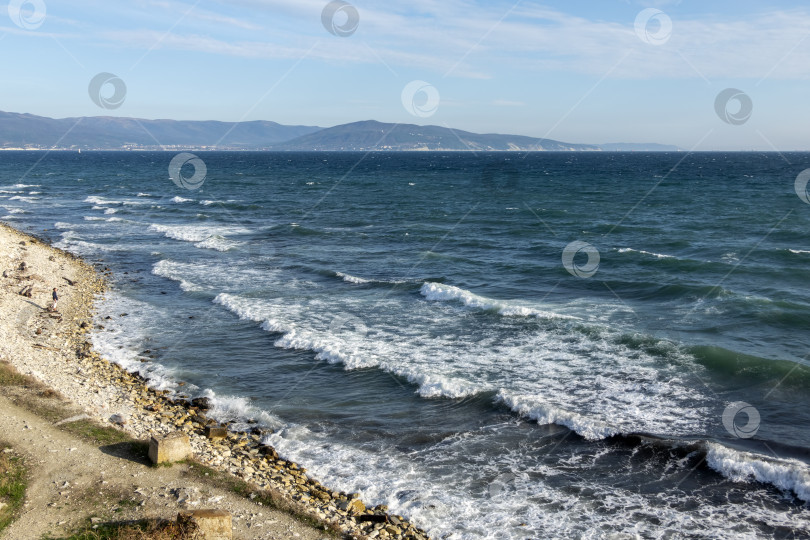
top-left (177, 509), bottom-right (232, 539)
top-left (204, 425), bottom-right (228, 441)
top-left (148, 431), bottom-right (190, 464)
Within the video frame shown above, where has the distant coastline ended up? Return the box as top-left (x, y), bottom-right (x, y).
top-left (0, 110), bottom-right (682, 152)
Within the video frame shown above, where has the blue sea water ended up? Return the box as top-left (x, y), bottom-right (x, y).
top-left (2, 151), bottom-right (810, 538)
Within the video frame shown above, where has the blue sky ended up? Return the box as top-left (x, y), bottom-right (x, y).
top-left (3, 0), bottom-right (810, 149)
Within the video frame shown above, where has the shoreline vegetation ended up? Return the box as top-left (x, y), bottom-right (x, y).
top-left (0, 221), bottom-right (430, 540)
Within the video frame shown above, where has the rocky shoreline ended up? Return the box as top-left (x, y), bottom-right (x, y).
top-left (0, 222), bottom-right (430, 540)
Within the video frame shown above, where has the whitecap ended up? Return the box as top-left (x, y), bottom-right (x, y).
top-left (336, 272), bottom-right (371, 284)
top-left (420, 282), bottom-right (573, 320)
top-left (706, 442), bottom-right (810, 502)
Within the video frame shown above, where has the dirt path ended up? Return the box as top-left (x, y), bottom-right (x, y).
top-left (0, 391), bottom-right (328, 540)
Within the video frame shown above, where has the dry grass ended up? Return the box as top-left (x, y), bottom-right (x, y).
top-left (51, 518), bottom-right (198, 540)
top-left (0, 361), bottom-right (33, 386)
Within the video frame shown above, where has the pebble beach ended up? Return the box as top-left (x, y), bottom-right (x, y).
top-left (0, 221), bottom-right (430, 540)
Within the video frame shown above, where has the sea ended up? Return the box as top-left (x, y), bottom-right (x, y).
top-left (1, 151), bottom-right (809, 539)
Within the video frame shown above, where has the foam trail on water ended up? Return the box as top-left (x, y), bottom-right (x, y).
top-left (618, 247), bottom-right (676, 259)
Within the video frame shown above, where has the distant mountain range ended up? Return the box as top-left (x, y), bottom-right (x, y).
top-left (0, 111), bottom-right (680, 152)
top-left (0, 111), bottom-right (320, 150)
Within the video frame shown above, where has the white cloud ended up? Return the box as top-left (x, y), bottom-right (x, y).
top-left (59, 1), bottom-right (810, 81)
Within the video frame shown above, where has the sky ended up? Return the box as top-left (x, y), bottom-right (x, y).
top-left (2, 0), bottom-right (810, 150)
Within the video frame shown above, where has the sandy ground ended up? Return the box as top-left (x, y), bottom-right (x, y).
top-left (0, 393), bottom-right (327, 540)
top-left (0, 222), bottom-right (329, 540)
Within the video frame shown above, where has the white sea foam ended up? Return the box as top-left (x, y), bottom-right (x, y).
top-left (336, 272), bottom-right (371, 284)
top-left (211, 287), bottom-right (708, 440)
top-left (89, 292), bottom-right (179, 393)
top-left (420, 282), bottom-right (573, 320)
top-left (136, 192), bottom-right (152, 197)
top-left (618, 247), bottom-right (676, 259)
top-left (84, 195), bottom-right (120, 205)
top-left (171, 196), bottom-right (193, 203)
top-left (83, 216), bottom-right (106, 221)
top-left (261, 418), bottom-right (809, 540)
top-left (104, 208), bottom-right (117, 215)
top-left (200, 200), bottom-right (216, 206)
top-left (6, 208), bottom-right (26, 214)
top-left (148, 223), bottom-right (251, 244)
top-left (8, 195), bottom-right (38, 203)
top-left (497, 391), bottom-right (618, 440)
top-left (789, 249), bottom-right (810, 255)
top-left (194, 235), bottom-right (238, 252)
top-left (152, 259), bottom-right (277, 293)
top-left (152, 260), bottom-right (204, 292)
top-left (706, 442), bottom-right (810, 502)
top-left (53, 238), bottom-right (117, 256)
